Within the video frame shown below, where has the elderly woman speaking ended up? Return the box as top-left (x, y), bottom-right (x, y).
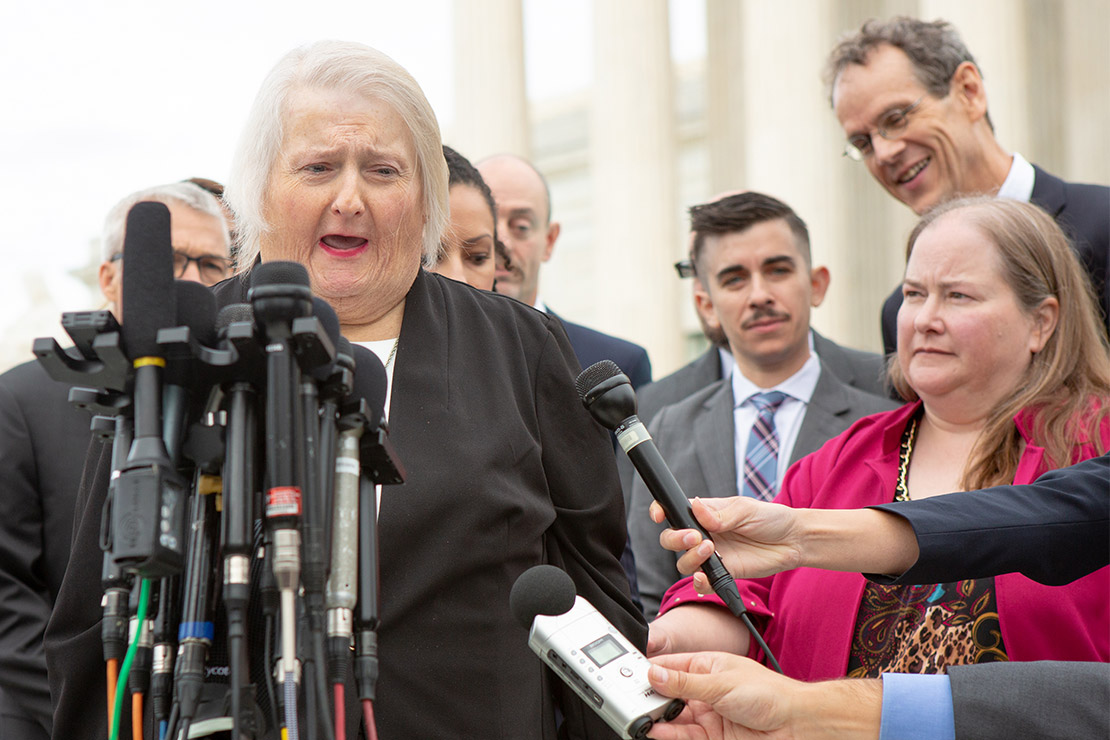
top-left (45, 41), bottom-right (643, 739)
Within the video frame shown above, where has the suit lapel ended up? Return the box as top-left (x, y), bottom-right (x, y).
top-left (692, 381), bottom-right (738, 498)
top-left (789, 367), bottom-right (850, 465)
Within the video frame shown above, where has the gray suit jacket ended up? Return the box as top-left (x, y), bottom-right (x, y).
top-left (627, 364), bottom-right (897, 619)
top-left (948, 661), bottom-right (1109, 739)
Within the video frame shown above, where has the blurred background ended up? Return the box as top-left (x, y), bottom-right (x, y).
top-left (1, 0), bottom-right (1106, 375)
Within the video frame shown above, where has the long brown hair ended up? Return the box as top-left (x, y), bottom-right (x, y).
top-left (890, 196), bottom-right (1110, 489)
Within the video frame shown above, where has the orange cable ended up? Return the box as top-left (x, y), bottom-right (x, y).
top-left (106, 659), bottom-right (119, 734)
top-left (132, 692), bottom-right (143, 740)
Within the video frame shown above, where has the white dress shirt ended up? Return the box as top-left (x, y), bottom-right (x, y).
top-left (997, 151), bottom-right (1036, 203)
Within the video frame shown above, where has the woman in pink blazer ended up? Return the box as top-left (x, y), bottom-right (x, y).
top-left (649, 197), bottom-right (1110, 679)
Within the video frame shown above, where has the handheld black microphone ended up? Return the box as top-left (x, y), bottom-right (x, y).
top-left (300, 297), bottom-right (340, 740)
top-left (510, 565), bottom-right (684, 740)
top-left (575, 361), bottom-right (782, 672)
top-left (112, 201), bottom-right (188, 578)
top-left (343, 346), bottom-right (391, 718)
top-left (214, 302), bottom-right (260, 740)
top-left (249, 261), bottom-right (313, 735)
top-left (348, 344), bottom-right (403, 485)
top-left (161, 280), bottom-right (219, 466)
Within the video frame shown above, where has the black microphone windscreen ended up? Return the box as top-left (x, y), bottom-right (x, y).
top-left (312, 298), bottom-right (340, 349)
top-left (216, 303), bottom-right (253, 335)
top-left (349, 344), bottom-right (388, 425)
top-left (510, 565), bottom-right (576, 629)
top-left (335, 336), bottom-right (354, 371)
top-left (121, 201), bottom-right (176, 359)
top-left (173, 281), bottom-right (218, 347)
top-left (250, 260), bottom-right (310, 290)
top-left (574, 360), bottom-right (623, 401)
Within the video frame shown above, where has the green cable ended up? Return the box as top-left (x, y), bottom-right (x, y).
top-left (110, 578), bottom-right (151, 740)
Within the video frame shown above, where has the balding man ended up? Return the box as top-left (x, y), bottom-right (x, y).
top-left (478, 154), bottom-right (652, 387)
top-left (0, 181), bottom-right (230, 740)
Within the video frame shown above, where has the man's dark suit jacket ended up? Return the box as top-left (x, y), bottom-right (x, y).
top-left (554, 312), bottom-right (652, 389)
top-left (45, 270), bottom-right (644, 740)
top-left (872, 453), bottom-right (1109, 587)
top-left (881, 165), bottom-right (1110, 355)
top-left (628, 364), bottom-right (896, 618)
top-left (0, 359), bottom-right (94, 740)
top-left (947, 660), bottom-right (1108, 739)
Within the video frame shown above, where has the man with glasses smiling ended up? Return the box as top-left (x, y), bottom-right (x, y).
top-left (0, 180), bottom-right (230, 740)
top-left (826, 17), bottom-right (1109, 355)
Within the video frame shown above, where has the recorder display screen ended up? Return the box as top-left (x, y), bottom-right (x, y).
top-left (582, 635), bottom-right (627, 668)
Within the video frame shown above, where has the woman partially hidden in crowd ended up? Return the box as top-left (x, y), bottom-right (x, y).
top-left (433, 144), bottom-right (513, 291)
top-left (649, 196), bottom-right (1109, 679)
top-left (45, 41), bottom-right (642, 739)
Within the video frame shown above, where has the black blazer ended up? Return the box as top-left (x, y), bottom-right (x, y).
top-left (880, 165), bottom-right (1110, 355)
top-left (0, 358), bottom-right (96, 740)
top-left (871, 453), bottom-right (1109, 587)
top-left (45, 270), bottom-right (644, 740)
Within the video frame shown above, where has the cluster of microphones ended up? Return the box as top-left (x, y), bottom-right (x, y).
top-left (35, 202), bottom-right (778, 740)
top-left (35, 201), bottom-right (401, 740)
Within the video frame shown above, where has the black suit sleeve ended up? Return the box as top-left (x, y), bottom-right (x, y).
top-left (869, 454), bottom-right (1109, 586)
top-left (43, 440), bottom-right (115, 740)
top-left (948, 661), bottom-right (1109, 740)
top-left (0, 376), bottom-right (55, 736)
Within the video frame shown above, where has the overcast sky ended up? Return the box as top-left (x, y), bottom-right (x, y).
top-left (0, 0), bottom-right (705, 368)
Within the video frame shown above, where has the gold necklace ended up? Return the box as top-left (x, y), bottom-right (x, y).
top-left (384, 337), bottom-right (399, 373)
top-left (894, 412), bottom-right (919, 503)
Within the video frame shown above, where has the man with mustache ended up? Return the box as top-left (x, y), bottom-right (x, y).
top-left (626, 191), bottom-right (895, 619)
top-left (477, 154), bottom-right (652, 388)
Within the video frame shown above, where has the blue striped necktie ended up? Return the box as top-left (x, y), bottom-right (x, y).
top-left (742, 391), bottom-right (788, 501)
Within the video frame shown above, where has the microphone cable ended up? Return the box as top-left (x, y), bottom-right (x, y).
top-left (109, 578), bottom-right (152, 740)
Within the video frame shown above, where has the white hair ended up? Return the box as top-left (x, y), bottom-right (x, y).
top-left (224, 40), bottom-right (449, 271)
top-left (101, 181), bottom-right (230, 261)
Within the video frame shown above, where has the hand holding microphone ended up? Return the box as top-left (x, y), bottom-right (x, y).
top-left (510, 565), bottom-right (684, 740)
top-left (575, 361), bottom-right (782, 673)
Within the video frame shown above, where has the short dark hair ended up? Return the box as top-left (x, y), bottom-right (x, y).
top-left (443, 145), bottom-right (497, 224)
top-left (442, 145), bottom-right (511, 270)
top-left (824, 16), bottom-right (993, 130)
top-left (688, 192), bottom-right (811, 275)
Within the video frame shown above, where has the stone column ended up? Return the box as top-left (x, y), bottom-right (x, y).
top-left (705, 0), bottom-right (747, 195)
top-left (589, 0), bottom-right (684, 374)
top-left (737, 0), bottom-right (896, 352)
top-left (451, 0), bottom-right (530, 159)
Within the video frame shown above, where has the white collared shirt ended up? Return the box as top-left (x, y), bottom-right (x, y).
top-left (731, 338), bottom-right (821, 496)
top-left (997, 151), bottom-right (1036, 203)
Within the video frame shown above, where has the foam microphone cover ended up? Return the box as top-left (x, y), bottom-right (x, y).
top-left (349, 344), bottom-right (388, 429)
top-left (216, 303), bottom-right (254, 337)
top-left (509, 565), bottom-right (577, 629)
top-left (173, 280), bottom-right (218, 348)
top-left (121, 201), bottom-right (177, 359)
top-left (311, 297), bottom-right (341, 382)
top-left (250, 260), bottom-right (311, 291)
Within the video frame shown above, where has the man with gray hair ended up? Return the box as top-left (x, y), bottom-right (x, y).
top-left (0, 181), bottom-right (229, 740)
top-left (826, 16), bottom-right (1109, 354)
